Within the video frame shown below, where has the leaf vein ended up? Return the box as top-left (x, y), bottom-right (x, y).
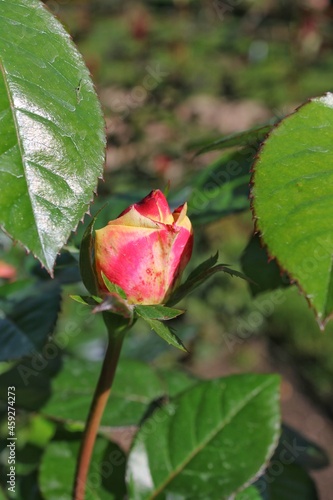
top-left (151, 378), bottom-right (274, 498)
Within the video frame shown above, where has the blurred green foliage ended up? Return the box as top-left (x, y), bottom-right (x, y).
top-left (1, 0), bottom-right (333, 496)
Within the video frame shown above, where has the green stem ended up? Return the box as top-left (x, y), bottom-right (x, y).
top-left (72, 313), bottom-right (127, 500)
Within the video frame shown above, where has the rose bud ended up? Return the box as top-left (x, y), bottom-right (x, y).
top-left (94, 190), bottom-right (193, 305)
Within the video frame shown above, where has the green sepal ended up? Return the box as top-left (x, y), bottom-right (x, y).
top-left (168, 254), bottom-right (254, 306)
top-left (101, 272), bottom-right (127, 300)
top-left (79, 215), bottom-right (99, 296)
top-left (185, 252), bottom-right (219, 281)
top-left (70, 295), bottom-right (102, 306)
top-left (93, 294), bottom-right (134, 323)
top-left (135, 305), bottom-right (184, 321)
top-left (143, 318), bottom-right (187, 352)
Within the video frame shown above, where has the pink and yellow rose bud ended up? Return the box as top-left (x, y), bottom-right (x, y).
top-left (94, 190), bottom-right (193, 305)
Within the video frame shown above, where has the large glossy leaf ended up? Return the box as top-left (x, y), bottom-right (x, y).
top-left (43, 358), bottom-right (166, 427)
top-left (127, 374), bottom-right (280, 499)
top-left (0, 0), bottom-right (105, 272)
top-left (252, 94), bottom-right (333, 327)
top-left (135, 305), bottom-right (184, 321)
top-left (141, 318), bottom-right (187, 352)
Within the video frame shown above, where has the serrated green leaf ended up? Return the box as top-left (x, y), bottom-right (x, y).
top-left (70, 295), bottom-right (101, 306)
top-left (252, 93), bottom-right (333, 327)
top-left (39, 438), bottom-right (126, 500)
top-left (127, 374), bottom-right (281, 499)
top-left (0, 0), bottom-right (105, 273)
top-left (70, 294), bottom-right (91, 305)
top-left (101, 272), bottom-right (127, 299)
top-left (144, 318), bottom-right (187, 352)
top-left (135, 304), bottom-right (184, 321)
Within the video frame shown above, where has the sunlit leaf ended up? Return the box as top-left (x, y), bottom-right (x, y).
top-left (252, 93), bottom-right (333, 326)
top-left (0, 0), bottom-right (105, 272)
top-left (127, 375), bottom-right (280, 499)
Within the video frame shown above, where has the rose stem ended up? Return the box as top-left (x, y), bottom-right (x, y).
top-left (73, 316), bottom-right (127, 500)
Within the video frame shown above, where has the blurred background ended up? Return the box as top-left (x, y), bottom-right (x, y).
top-left (1, 0), bottom-right (333, 497)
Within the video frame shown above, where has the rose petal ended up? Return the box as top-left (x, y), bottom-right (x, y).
top-left (95, 224), bottom-right (182, 304)
top-left (135, 190), bottom-right (173, 224)
top-left (94, 190), bottom-right (193, 305)
top-left (108, 205), bottom-right (159, 229)
top-left (164, 226), bottom-right (194, 290)
top-left (172, 202), bottom-right (192, 232)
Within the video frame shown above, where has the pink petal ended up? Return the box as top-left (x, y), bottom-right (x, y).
top-left (172, 202), bottom-right (192, 232)
top-left (164, 227), bottom-right (193, 292)
top-left (109, 205), bottom-right (159, 229)
top-left (95, 224), bottom-right (182, 304)
top-left (135, 190), bottom-right (173, 223)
